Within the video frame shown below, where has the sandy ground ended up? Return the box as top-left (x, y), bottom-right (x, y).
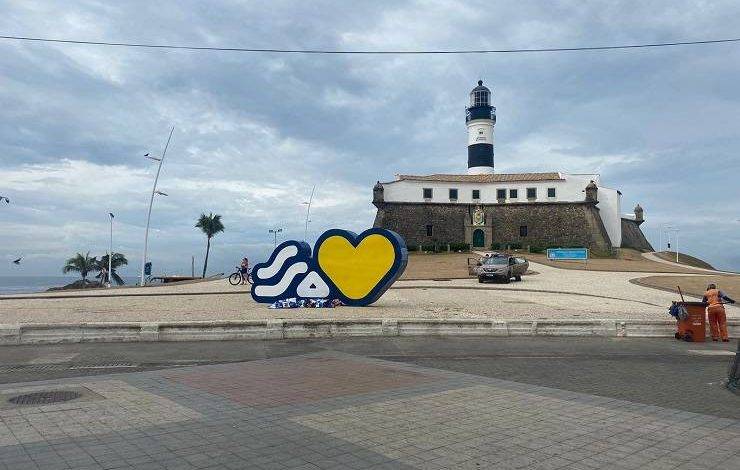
top-left (631, 274), bottom-right (740, 300)
top-left (651, 251), bottom-right (715, 270)
top-left (1, 261), bottom-right (738, 324)
top-left (524, 250), bottom-right (706, 273)
top-left (401, 252), bottom-right (473, 279)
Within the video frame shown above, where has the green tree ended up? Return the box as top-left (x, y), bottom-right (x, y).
top-left (62, 252), bottom-right (98, 284)
top-left (195, 212), bottom-right (224, 278)
top-left (95, 253), bottom-right (129, 285)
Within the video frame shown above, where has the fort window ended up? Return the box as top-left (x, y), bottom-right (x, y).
top-left (520, 225), bottom-right (528, 237)
top-left (509, 189), bottom-right (518, 199)
top-left (449, 188), bottom-right (458, 200)
top-left (425, 224), bottom-right (433, 237)
top-left (526, 188), bottom-right (537, 199)
top-left (547, 187), bottom-right (556, 198)
top-left (472, 189), bottom-right (480, 200)
top-left (496, 189), bottom-right (506, 200)
top-left (423, 188), bottom-right (433, 199)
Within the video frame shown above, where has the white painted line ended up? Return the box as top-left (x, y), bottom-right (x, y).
top-left (687, 350), bottom-right (736, 356)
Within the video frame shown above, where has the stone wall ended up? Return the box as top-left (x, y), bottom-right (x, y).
top-left (373, 201), bottom-right (614, 253)
top-left (621, 218), bottom-right (654, 252)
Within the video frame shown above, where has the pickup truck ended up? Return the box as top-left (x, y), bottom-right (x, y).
top-left (476, 255), bottom-right (529, 283)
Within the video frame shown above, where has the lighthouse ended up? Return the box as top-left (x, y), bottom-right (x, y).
top-left (465, 80), bottom-right (496, 174)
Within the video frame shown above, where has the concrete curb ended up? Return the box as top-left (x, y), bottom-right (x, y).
top-left (0, 319), bottom-right (738, 345)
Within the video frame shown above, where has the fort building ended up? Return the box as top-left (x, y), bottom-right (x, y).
top-left (372, 80), bottom-right (653, 254)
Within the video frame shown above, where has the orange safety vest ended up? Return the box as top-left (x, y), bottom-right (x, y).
top-left (705, 288), bottom-right (723, 306)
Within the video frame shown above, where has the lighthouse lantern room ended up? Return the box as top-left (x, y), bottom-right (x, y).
top-left (465, 80), bottom-right (496, 175)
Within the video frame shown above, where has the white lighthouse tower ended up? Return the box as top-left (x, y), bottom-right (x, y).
top-left (465, 80), bottom-right (496, 174)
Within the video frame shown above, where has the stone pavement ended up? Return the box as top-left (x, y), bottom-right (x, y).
top-left (1, 350), bottom-right (739, 469)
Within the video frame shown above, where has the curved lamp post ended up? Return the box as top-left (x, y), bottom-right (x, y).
top-left (139, 127), bottom-right (174, 286)
top-left (301, 185), bottom-right (315, 241)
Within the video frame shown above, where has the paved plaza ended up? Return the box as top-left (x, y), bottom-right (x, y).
top-left (0, 337), bottom-right (738, 469)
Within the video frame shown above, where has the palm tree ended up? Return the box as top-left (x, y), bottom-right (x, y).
top-left (62, 252), bottom-right (98, 285)
top-left (95, 253), bottom-right (129, 285)
top-left (195, 212), bottom-right (224, 278)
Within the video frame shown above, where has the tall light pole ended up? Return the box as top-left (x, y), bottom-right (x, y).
top-left (301, 185), bottom-right (315, 242)
top-left (139, 126), bottom-right (174, 286)
top-left (663, 225), bottom-right (673, 252)
top-left (269, 228), bottom-right (283, 247)
top-left (108, 212), bottom-right (114, 287)
top-left (673, 228), bottom-right (680, 262)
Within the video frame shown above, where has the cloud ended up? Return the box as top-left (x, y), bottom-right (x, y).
top-left (1, 0), bottom-right (739, 276)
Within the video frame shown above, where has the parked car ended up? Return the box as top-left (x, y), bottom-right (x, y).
top-left (477, 255), bottom-right (529, 283)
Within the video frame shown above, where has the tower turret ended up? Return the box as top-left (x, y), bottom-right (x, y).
top-left (466, 80), bottom-right (496, 175)
top-left (634, 204), bottom-right (644, 224)
top-left (373, 181), bottom-right (384, 205)
top-left (585, 180), bottom-right (598, 203)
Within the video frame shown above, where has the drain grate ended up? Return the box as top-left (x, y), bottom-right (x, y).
top-left (8, 390), bottom-right (82, 406)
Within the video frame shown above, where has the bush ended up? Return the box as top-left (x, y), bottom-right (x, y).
top-left (490, 242), bottom-right (501, 250)
top-left (508, 243), bottom-right (523, 250)
top-left (421, 244), bottom-right (437, 252)
top-left (407, 245), bottom-right (419, 252)
top-left (529, 245), bottom-right (545, 254)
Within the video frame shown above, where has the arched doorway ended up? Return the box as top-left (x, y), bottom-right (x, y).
top-left (472, 229), bottom-right (485, 248)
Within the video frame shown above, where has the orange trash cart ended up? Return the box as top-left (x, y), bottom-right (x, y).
top-left (673, 301), bottom-right (707, 342)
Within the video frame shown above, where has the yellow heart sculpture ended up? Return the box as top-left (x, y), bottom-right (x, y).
top-left (317, 234), bottom-right (396, 300)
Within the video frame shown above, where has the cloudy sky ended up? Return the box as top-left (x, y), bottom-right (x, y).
top-left (1, 0), bottom-right (739, 278)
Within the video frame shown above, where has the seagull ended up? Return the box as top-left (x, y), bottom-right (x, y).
top-left (0, 196), bottom-right (9, 204)
top-left (12, 257), bottom-right (21, 265)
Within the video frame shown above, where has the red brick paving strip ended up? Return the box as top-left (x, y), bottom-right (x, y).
top-left (165, 357), bottom-right (437, 408)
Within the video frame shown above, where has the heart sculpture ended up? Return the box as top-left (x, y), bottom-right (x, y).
top-left (249, 228), bottom-right (407, 306)
top-left (316, 229), bottom-right (406, 305)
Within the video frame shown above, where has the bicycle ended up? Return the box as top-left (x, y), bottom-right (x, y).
top-left (229, 267), bottom-right (253, 286)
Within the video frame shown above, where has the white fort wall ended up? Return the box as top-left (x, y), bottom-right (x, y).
top-left (381, 173), bottom-right (622, 247)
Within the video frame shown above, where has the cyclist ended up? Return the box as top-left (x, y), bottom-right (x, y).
top-left (239, 257), bottom-right (250, 285)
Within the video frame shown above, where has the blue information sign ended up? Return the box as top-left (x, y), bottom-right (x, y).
top-left (547, 248), bottom-right (589, 261)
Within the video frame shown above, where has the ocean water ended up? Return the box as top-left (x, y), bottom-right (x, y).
top-left (0, 276), bottom-right (140, 295)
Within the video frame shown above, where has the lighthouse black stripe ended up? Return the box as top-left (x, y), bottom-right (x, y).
top-left (468, 143), bottom-right (494, 168)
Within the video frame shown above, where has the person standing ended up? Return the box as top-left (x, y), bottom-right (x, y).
top-left (239, 257), bottom-right (250, 285)
top-left (702, 283), bottom-right (736, 342)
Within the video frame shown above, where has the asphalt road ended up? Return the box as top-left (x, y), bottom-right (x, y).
top-left (1, 337), bottom-right (738, 418)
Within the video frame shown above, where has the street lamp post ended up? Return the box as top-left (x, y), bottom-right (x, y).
top-left (673, 229), bottom-right (680, 262)
top-left (268, 228), bottom-right (283, 247)
top-left (139, 126), bottom-right (174, 286)
top-left (108, 212), bottom-right (114, 287)
top-left (301, 185), bottom-right (315, 242)
top-left (663, 226), bottom-right (680, 263)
